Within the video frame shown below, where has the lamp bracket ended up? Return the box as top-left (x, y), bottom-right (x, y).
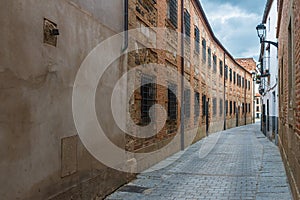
top-left (260, 40), bottom-right (278, 48)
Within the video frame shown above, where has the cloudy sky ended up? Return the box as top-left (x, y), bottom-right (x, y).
top-left (200, 0), bottom-right (267, 61)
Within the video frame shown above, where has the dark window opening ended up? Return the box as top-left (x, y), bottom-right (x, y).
top-left (234, 102), bottom-right (236, 114)
top-left (168, 83), bottom-right (177, 120)
top-left (208, 48), bottom-right (211, 67)
top-left (213, 55), bottom-right (217, 72)
top-left (202, 95), bottom-right (206, 117)
top-left (225, 65), bottom-right (228, 80)
top-left (167, 0), bottom-right (178, 28)
top-left (194, 26), bottom-right (200, 53)
top-left (194, 92), bottom-right (200, 119)
top-left (184, 89), bottom-right (190, 118)
top-left (219, 60), bottom-right (223, 76)
top-left (225, 100), bottom-right (228, 115)
top-left (184, 10), bottom-right (191, 40)
top-left (202, 39), bottom-right (206, 62)
top-left (220, 99), bottom-right (223, 116)
top-left (141, 75), bottom-right (156, 125)
top-left (233, 71), bottom-right (236, 84)
top-left (213, 98), bottom-right (217, 116)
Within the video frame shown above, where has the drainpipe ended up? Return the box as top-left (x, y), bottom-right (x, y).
top-left (253, 74), bottom-right (256, 124)
top-left (223, 53), bottom-right (226, 130)
top-left (180, 0), bottom-right (185, 150)
top-left (122, 0), bottom-right (129, 51)
top-left (244, 71), bottom-right (247, 125)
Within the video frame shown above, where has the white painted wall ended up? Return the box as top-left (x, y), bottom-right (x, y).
top-left (262, 0), bottom-right (278, 118)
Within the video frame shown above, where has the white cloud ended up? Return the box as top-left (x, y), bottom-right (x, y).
top-left (200, 1), bottom-right (262, 59)
top-left (207, 3), bottom-right (260, 23)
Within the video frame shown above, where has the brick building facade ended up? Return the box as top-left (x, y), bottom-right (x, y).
top-left (127, 0), bottom-right (253, 170)
top-left (0, 0), bottom-right (255, 199)
top-left (277, 0), bottom-right (300, 198)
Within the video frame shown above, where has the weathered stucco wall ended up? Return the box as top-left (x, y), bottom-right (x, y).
top-left (0, 0), bottom-right (131, 199)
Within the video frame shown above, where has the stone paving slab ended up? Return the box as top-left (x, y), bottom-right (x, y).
top-left (106, 123), bottom-right (292, 200)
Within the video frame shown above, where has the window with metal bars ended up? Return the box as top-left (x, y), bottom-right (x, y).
top-left (202, 39), bottom-right (206, 62)
top-left (202, 95), bottom-right (206, 117)
top-left (219, 99), bottom-right (223, 116)
top-left (233, 71), bottom-right (236, 84)
top-left (194, 92), bottom-right (200, 118)
top-left (213, 55), bottom-right (217, 72)
top-left (242, 77), bottom-right (244, 88)
top-left (248, 80), bottom-right (250, 90)
top-left (167, 0), bottom-right (178, 28)
top-left (213, 98), bottom-right (217, 116)
top-left (208, 48), bottom-right (211, 67)
top-left (168, 83), bottom-right (177, 120)
top-left (226, 100), bottom-right (228, 115)
top-left (184, 89), bottom-right (190, 118)
top-left (219, 60), bottom-right (223, 76)
top-left (230, 101), bottom-right (232, 115)
top-left (234, 102), bottom-right (236, 114)
top-left (225, 65), bottom-right (228, 80)
top-left (184, 10), bottom-right (191, 39)
top-left (141, 75), bottom-right (156, 125)
top-left (229, 68), bottom-right (232, 82)
top-left (194, 26), bottom-right (200, 53)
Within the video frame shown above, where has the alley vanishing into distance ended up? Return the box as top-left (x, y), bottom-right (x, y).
top-left (107, 123), bottom-right (292, 200)
top-left (1, 0), bottom-right (300, 199)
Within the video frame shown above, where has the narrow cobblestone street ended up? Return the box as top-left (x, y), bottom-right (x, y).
top-left (106, 123), bottom-right (292, 200)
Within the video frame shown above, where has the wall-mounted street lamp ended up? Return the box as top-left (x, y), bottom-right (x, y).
top-left (256, 23), bottom-right (278, 48)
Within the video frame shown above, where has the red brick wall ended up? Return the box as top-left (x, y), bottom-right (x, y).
top-left (277, 0), bottom-right (300, 198)
top-left (127, 0), bottom-right (253, 153)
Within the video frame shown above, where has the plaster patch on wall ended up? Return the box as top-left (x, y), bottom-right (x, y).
top-left (43, 18), bottom-right (58, 47)
top-left (61, 135), bottom-right (77, 177)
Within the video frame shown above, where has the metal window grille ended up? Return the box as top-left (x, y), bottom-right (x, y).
top-left (202, 39), bottom-right (206, 62)
top-left (242, 77), bottom-right (244, 88)
top-left (219, 99), bottom-right (223, 116)
top-left (141, 75), bottom-right (156, 125)
top-left (194, 26), bottom-right (200, 53)
top-left (194, 92), bottom-right (200, 118)
top-left (168, 83), bottom-right (177, 120)
top-left (226, 100), bottom-right (228, 115)
top-left (213, 98), bottom-right (217, 116)
top-left (219, 60), bottom-right (223, 76)
top-left (234, 102), bottom-right (236, 114)
top-left (208, 48), bottom-right (211, 67)
top-left (225, 65), bottom-right (228, 80)
top-left (184, 10), bottom-right (191, 38)
top-left (229, 68), bottom-right (232, 82)
top-left (184, 89), bottom-right (190, 118)
top-left (213, 55), bottom-right (217, 72)
top-left (230, 101), bottom-right (233, 115)
top-left (233, 71), bottom-right (236, 84)
top-left (168, 0), bottom-right (178, 28)
top-left (248, 80), bottom-right (250, 90)
top-left (202, 95), bottom-right (206, 117)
